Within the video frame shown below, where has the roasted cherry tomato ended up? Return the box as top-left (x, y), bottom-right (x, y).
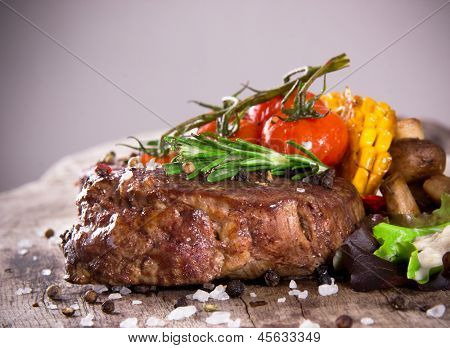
top-left (141, 152), bottom-right (174, 166)
top-left (247, 96), bottom-right (283, 124)
top-left (198, 117), bottom-right (262, 144)
top-left (261, 92), bottom-right (348, 167)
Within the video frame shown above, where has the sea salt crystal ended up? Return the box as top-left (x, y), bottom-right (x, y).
top-left (120, 287), bottom-right (132, 295)
top-left (278, 297), bottom-right (286, 303)
top-left (122, 170), bottom-right (134, 182)
top-left (300, 319), bottom-right (320, 328)
top-left (205, 311), bottom-right (231, 325)
top-left (41, 269), bottom-right (52, 276)
top-left (17, 239), bottom-right (33, 249)
top-left (360, 317), bottom-right (374, 325)
top-left (288, 289), bottom-right (308, 299)
top-left (146, 316), bottom-right (166, 327)
top-left (166, 305), bottom-right (197, 321)
top-left (228, 318), bottom-right (241, 328)
top-left (47, 303), bottom-right (58, 310)
top-left (71, 304), bottom-right (80, 310)
top-left (203, 283), bottom-right (215, 290)
top-left (289, 280), bottom-right (297, 289)
top-left (302, 141), bottom-right (312, 150)
top-left (192, 289), bottom-right (210, 302)
top-left (18, 248), bottom-right (28, 256)
top-left (16, 287), bottom-right (32, 295)
top-left (146, 158), bottom-right (161, 171)
top-left (249, 292), bottom-right (257, 298)
top-left (132, 300), bottom-right (142, 305)
top-left (120, 317), bottom-right (138, 328)
top-left (80, 313), bottom-right (94, 327)
top-left (93, 285), bottom-right (109, 293)
top-left (426, 304), bottom-right (446, 318)
top-left (318, 278), bottom-right (338, 296)
top-left (108, 293), bottom-right (122, 300)
top-left (296, 188), bottom-right (305, 193)
top-left (209, 285), bottom-right (229, 301)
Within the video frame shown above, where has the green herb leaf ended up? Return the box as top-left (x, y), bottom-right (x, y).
top-left (162, 134), bottom-right (327, 182)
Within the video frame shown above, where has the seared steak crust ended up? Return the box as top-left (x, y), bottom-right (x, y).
top-left (62, 168), bottom-right (364, 286)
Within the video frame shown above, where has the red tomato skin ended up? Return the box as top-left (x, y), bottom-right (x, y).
top-left (261, 113), bottom-right (348, 167)
top-left (260, 90), bottom-right (348, 167)
top-left (247, 96), bottom-right (283, 124)
top-left (197, 117), bottom-right (261, 144)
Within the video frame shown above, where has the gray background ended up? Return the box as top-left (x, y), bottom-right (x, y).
top-left (1, 0), bottom-right (449, 192)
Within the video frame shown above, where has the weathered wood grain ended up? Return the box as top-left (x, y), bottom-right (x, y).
top-left (0, 136), bottom-right (448, 328)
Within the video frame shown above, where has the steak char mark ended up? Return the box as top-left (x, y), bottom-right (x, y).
top-left (62, 168), bottom-right (364, 286)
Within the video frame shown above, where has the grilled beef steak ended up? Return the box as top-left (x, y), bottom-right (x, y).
top-left (62, 168), bottom-right (364, 286)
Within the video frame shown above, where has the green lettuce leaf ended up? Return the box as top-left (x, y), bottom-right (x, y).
top-left (373, 223), bottom-right (447, 262)
top-left (373, 193), bottom-right (450, 283)
top-left (433, 192), bottom-right (450, 220)
top-left (407, 250), bottom-right (444, 284)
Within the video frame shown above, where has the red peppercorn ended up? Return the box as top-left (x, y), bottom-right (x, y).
top-left (95, 163), bottom-right (112, 177)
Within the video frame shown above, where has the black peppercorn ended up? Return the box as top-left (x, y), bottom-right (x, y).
top-left (316, 265), bottom-right (332, 285)
top-left (263, 270), bottom-right (280, 287)
top-left (389, 295), bottom-right (407, 310)
top-left (62, 307), bottom-right (75, 317)
top-left (320, 169), bottom-right (335, 189)
top-left (46, 284), bottom-right (61, 300)
top-left (174, 297), bottom-right (188, 308)
top-left (101, 300), bottom-right (115, 314)
top-left (226, 280), bottom-right (245, 298)
top-left (44, 228), bottom-right (55, 239)
top-left (335, 315), bottom-right (353, 328)
top-left (83, 290), bottom-right (98, 304)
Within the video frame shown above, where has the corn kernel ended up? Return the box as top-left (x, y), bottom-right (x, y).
top-left (373, 105), bottom-right (385, 119)
top-left (378, 101), bottom-right (391, 113)
top-left (358, 146), bottom-right (377, 170)
top-left (365, 173), bottom-right (382, 195)
top-left (361, 97), bottom-right (376, 113)
top-left (359, 128), bottom-right (377, 147)
top-left (372, 152), bottom-right (392, 176)
top-left (353, 109), bottom-right (364, 125)
top-left (352, 167), bottom-right (369, 194)
top-left (374, 130), bottom-right (393, 153)
top-left (363, 112), bottom-right (378, 128)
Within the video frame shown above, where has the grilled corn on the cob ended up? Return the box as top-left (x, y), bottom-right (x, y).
top-left (321, 89), bottom-right (396, 195)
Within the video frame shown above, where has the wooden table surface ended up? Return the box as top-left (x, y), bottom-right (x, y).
top-left (1, 131), bottom-right (449, 328)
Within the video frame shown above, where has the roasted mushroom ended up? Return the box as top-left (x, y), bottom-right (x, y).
top-left (380, 173), bottom-right (420, 216)
top-left (389, 139), bottom-right (446, 183)
top-left (395, 118), bottom-right (424, 140)
top-left (423, 175), bottom-right (450, 204)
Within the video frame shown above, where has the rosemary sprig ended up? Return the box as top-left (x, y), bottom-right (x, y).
top-left (158, 53), bottom-right (349, 152)
top-left (118, 137), bottom-right (161, 156)
top-left (163, 134), bottom-right (328, 182)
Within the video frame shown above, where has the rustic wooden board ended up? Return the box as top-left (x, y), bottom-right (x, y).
top-left (0, 134), bottom-right (449, 328)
